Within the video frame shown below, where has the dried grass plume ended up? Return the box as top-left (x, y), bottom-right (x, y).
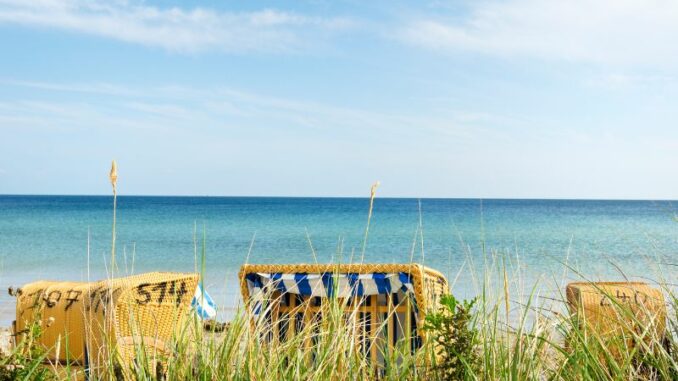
top-left (370, 181), bottom-right (380, 199)
top-left (109, 160), bottom-right (118, 190)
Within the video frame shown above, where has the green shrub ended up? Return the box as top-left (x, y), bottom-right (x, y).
top-left (425, 295), bottom-right (479, 380)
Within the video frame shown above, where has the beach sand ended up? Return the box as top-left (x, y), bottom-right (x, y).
top-left (0, 327), bottom-right (12, 356)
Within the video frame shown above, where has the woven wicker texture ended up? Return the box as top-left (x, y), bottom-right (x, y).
top-left (566, 282), bottom-right (666, 356)
top-left (85, 272), bottom-right (199, 379)
top-left (15, 281), bottom-right (92, 363)
top-left (15, 272), bottom-right (199, 377)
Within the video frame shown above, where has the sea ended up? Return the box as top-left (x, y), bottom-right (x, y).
top-left (0, 195), bottom-right (676, 325)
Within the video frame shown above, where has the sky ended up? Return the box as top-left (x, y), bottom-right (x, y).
top-left (0, 0), bottom-right (677, 199)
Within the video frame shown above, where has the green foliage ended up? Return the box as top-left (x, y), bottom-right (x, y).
top-left (0, 313), bottom-right (55, 381)
top-left (425, 294), bottom-right (479, 380)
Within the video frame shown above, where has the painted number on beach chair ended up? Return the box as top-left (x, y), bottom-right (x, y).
top-left (26, 289), bottom-right (45, 309)
top-left (84, 287), bottom-right (123, 313)
top-left (45, 290), bottom-right (62, 308)
top-left (599, 290), bottom-right (649, 307)
top-left (136, 281), bottom-right (188, 306)
top-left (64, 289), bottom-right (82, 311)
top-left (168, 280), bottom-right (188, 306)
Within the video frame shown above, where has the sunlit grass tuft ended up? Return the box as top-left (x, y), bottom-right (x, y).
top-left (4, 253), bottom-right (676, 380)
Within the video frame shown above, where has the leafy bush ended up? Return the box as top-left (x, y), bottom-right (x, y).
top-left (425, 295), bottom-right (479, 380)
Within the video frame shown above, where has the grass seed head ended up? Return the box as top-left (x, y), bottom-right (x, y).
top-left (370, 181), bottom-right (380, 199)
top-left (109, 160), bottom-right (118, 189)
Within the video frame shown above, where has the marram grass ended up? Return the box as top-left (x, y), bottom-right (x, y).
top-left (2, 256), bottom-right (676, 381)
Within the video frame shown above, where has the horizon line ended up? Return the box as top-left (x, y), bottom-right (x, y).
top-left (1, 193), bottom-right (676, 202)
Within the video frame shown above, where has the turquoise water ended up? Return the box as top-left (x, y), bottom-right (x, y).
top-left (0, 196), bottom-right (676, 324)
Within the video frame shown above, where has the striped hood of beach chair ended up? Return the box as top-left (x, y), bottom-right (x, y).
top-left (244, 272), bottom-right (418, 316)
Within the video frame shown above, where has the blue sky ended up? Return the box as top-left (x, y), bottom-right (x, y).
top-left (0, 0), bottom-right (676, 199)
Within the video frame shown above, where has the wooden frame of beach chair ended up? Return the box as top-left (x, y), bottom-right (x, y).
top-left (239, 263), bottom-right (448, 366)
top-left (14, 272), bottom-right (199, 379)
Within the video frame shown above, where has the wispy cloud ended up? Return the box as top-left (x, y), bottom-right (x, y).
top-left (0, 0), bottom-right (355, 53)
top-left (400, 0), bottom-right (678, 67)
top-left (0, 79), bottom-right (504, 143)
top-left (584, 73), bottom-right (676, 89)
top-left (2, 78), bottom-right (676, 198)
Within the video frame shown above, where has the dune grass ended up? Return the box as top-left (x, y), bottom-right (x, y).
top-left (1, 251), bottom-right (676, 381)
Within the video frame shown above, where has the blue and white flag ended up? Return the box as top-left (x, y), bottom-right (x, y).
top-left (192, 284), bottom-right (217, 319)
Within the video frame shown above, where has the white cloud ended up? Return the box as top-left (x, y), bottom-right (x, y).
top-left (400, 0), bottom-right (678, 67)
top-left (0, 0), bottom-right (354, 53)
top-left (0, 79), bottom-right (500, 142)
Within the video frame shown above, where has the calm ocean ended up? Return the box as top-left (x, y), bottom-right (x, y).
top-left (0, 196), bottom-right (676, 324)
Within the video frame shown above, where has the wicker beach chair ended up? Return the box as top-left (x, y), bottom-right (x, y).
top-left (239, 263), bottom-right (449, 365)
top-left (14, 280), bottom-right (91, 363)
top-left (565, 282), bottom-right (667, 359)
top-left (14, 272), bottom-right (200, 379)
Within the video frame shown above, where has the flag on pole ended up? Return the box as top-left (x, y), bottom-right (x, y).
top-left (192, 284), bottom-right (217, 319)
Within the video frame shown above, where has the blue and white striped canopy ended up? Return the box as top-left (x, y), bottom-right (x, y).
top-left (245, 272), bottom-right (415, 299)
